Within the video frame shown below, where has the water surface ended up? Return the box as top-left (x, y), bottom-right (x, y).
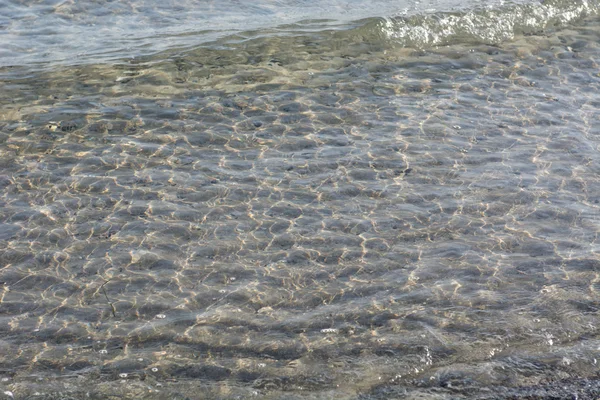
top-left (1, 1), bottom-right (600, 399)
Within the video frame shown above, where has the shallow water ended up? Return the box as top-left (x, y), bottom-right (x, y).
top-left (2, 1), bottom-right (600, 399)
top-left (0, 0), bottom-right (593, 68)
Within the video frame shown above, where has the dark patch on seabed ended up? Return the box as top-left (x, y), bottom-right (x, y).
top-left (364, 375), bottom-right (600, 399)
top-left (2, 13), bottom-right (600, 400)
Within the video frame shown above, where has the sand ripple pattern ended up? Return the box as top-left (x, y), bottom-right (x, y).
top-left (1, 19), bottom-right (600, 399)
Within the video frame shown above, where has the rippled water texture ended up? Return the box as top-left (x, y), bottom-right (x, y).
top-left (0, 0), bottom-right (585, 68)
top-left (1, 11), bottom-right (600, 400)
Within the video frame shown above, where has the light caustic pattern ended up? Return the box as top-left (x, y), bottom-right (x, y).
top-left (1, 20), bottom-right (600, 400)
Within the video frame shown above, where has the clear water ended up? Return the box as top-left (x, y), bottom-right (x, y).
top-left (0, 0), bottom-right (580, 68)
top-left (1, 1), bottom-right (600, 399)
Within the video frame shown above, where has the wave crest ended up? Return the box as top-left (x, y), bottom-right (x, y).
top-left (372, 0), bottom-right (599, 48)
